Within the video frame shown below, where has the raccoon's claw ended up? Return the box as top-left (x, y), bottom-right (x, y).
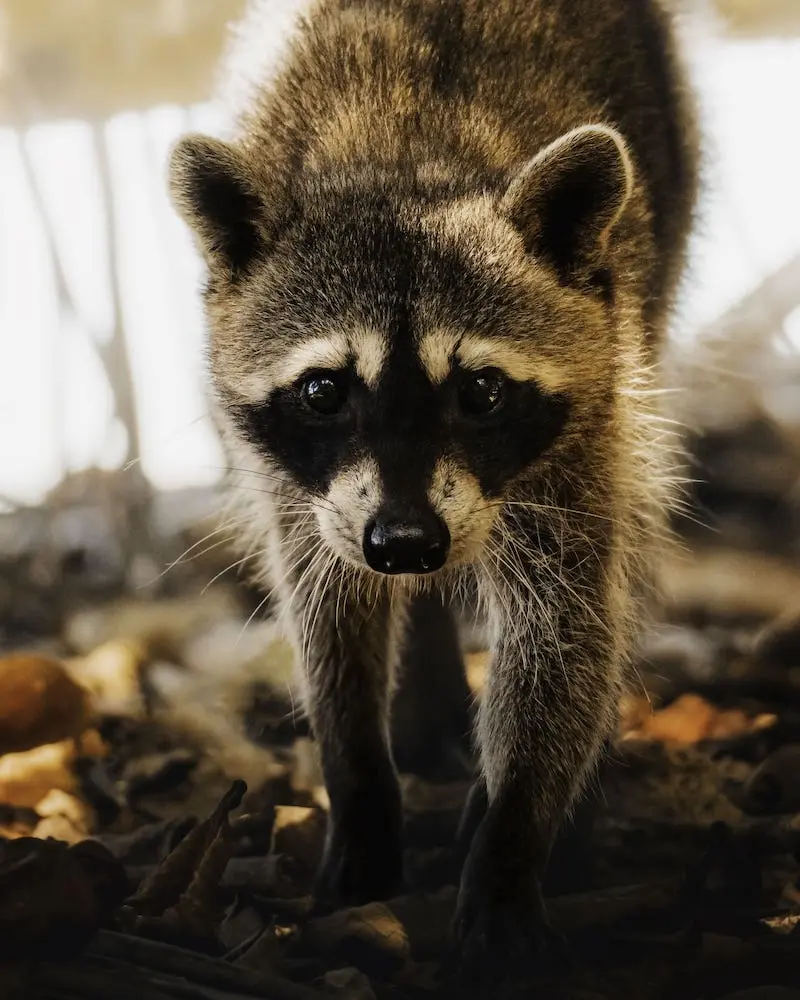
top-left (454, 901), bottom-right (570, 986)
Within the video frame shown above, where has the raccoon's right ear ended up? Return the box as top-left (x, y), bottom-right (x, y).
top-left (499, 124), bottom-right (633, 293)
top-left (168, 135), bottom-right (272, 278)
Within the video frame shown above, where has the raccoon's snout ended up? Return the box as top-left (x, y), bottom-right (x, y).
top-left (363, 506), bottom-right (450, 575)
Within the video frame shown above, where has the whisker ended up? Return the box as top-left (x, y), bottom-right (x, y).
top-left (235, 588), bottom-right (274, 648)
top-left (476, 498), bottom-right (619, 525)
top-left (225, 483), bottom-right (336, 512)
top-left (200, 552), bottom-right (258, 594)
top-left (218, 465), bottom-right (341, 515)
top-left (142, 525), bottom-right (237, 587)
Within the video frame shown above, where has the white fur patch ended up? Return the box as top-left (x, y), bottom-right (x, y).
top-left (350, 328), bottom-right (388, 387)
top-left (273, 334), bottom-right (351, 387)
top-left (417, 329), bottom-right (457, 384)
top-left (428, 457), bottom-right (498, 565)
top-left (417, 330), bottom-right (569, 393)
top-left (316, 457), bottom-right (383, 566)
top-left (225, 328), bottom-right (388, 403)
top-left (232, 371), bottom-right (278, 403)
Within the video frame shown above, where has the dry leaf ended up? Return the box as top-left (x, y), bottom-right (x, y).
top-left (301, 901), bottom-right (410, 974)
top-left (32, 789), bottom-right (94, 844)
top-left (67, 638), bottom-right (148, 716)
top-left (118, 780), bottom-right (245, 947)
top-left (625, 693), bottom-right (772, 746)
top-left (0, 653), bottom-right (92, 756)
top-left (271, 805), bottom-right (327, 871)
top-left (0, 740), bottom-right (78, 807)
top-left (0, 837), bottom-right (127, 959)
top-left (619, 695), bottom-right (654, 736)
top-left (640, 694), bottom-right (718, 744)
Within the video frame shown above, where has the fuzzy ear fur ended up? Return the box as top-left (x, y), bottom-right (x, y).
top-left (169, 135), bottom-right (270, 278)
top-left (499, 124), bottom-right (634, 291)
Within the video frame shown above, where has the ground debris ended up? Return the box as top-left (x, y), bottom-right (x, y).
top-left (0, 836), bottom-right (127, 960)
top-left (117, 780), bottom-right (246, 949)
top-left (622, 692), bottom-right (775, 746)
top-left (320, 965), bottom-right (377, 998)
top-left (3, 523), bottom-right (800, 997)
top-left (0, 652), bottom-right (93, 755)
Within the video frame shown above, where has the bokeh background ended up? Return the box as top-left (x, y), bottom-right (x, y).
top-left (1, 0), bottom-right (799, 643)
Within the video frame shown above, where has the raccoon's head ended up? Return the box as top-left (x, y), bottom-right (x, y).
top-left (170, 125), bottom-right (633, 579)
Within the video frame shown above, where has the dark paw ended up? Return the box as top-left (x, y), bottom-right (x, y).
top-left (455, 902), bottom-right (570, 985)
top-left (453, 794), bottom-right (570, 986)
top-left (313, 837), bottom-right (404, 911)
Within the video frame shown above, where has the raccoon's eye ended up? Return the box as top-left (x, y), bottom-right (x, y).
top-left (300, 372), bottom-right (349, 415)
top-left (457, 369), bottom-right (506, 417)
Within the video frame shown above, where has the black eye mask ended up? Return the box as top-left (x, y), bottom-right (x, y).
top-left (226, 352), bottom-right (570, 503)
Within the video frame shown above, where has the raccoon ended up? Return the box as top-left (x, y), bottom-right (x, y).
top-left (169, 0), bottom-right (698, 973)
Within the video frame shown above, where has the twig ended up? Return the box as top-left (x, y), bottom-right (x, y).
top-left (88, 931), bottom-right (322, 1000)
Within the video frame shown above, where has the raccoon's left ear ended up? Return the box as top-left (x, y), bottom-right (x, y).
top-left (169, 134), bottom-right (274, 279)
top-left (499, 124), bottom-right (633, 292)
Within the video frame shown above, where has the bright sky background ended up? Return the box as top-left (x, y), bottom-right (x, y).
top-left (0, 31), bottom-right (799, 505)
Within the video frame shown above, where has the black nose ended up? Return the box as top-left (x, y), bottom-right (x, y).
top-left (363, 508), bottom-right (450, 575)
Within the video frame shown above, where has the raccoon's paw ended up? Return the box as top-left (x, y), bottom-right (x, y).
top-left (452, 804), bottom-right (570, 984)
top-left (454, 900), bottom-right (570, 986)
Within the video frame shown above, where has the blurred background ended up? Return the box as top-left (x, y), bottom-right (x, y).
top-left (0, 0), bottom-right (799, 647)
top-left (2, 7), bottom-right (800, 986)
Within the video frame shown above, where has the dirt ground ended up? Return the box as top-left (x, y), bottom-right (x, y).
top-left (2, 413), bottom-right (800, 999)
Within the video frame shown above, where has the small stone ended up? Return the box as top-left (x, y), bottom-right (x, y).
top-left (636, 625), bottom-right (720, 684)
top-left (322, 967), bottom-right (376, 998)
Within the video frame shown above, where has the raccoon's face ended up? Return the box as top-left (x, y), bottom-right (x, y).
top-left (170, 126), bottom-right (632, 577)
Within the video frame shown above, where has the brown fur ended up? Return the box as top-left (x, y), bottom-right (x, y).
top-left (169, 0), bottom-right (698, 977)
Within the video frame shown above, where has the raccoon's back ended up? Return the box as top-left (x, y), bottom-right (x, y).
top-left (222, 0), bottom-right (697, 305)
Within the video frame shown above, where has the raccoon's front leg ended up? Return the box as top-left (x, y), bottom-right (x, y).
top-left (456, 530), bottom-right (623, 973)
top-left (298, 590), bottom-right (404, 908)
top-left (391, 591), bottom-right (474, 782)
